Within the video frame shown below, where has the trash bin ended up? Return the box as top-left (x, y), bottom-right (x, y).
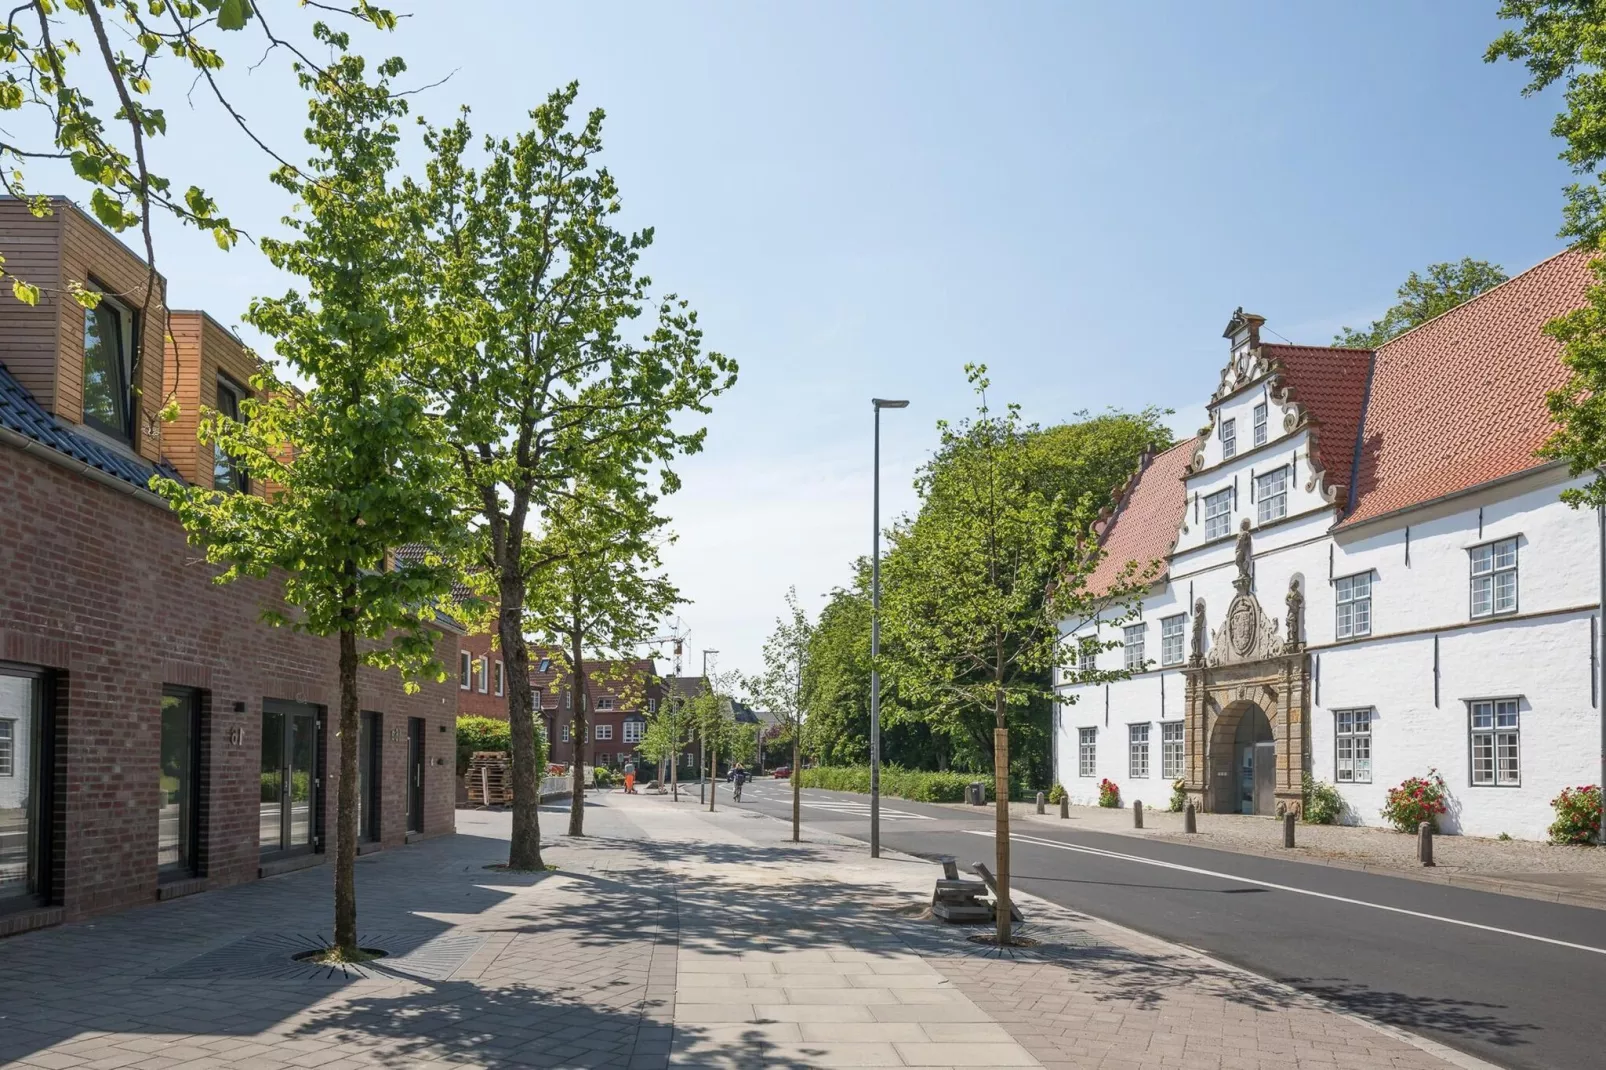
top-left (966, 781), bottom-right (986, 806)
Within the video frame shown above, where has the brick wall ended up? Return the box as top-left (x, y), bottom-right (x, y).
top-left (0, 442), bottom-right (459, 923)
top-left (454, 631), bottom-right (509, 720)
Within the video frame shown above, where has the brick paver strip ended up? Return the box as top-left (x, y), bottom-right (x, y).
top-left (0, 794), bottom-right (1495, 1070)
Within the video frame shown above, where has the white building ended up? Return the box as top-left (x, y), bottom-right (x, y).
top-left (1054, 250), bottom-right (1602, 840)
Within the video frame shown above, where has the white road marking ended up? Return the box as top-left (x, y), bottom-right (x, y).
top-left (964, 829), bottom-right (1606, 957)
top-left (743, 791), bottom-right (933, 820)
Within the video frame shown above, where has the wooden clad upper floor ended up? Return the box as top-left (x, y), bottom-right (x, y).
top-left (162, 310), bottom-right (258, 490)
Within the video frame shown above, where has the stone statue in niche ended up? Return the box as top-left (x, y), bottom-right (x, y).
top-left (1190, 598), bottom-right (1206, 664)
top-left (1286, 577), bottom-right (1304, 650)
top-left (1233, 519), bottom-right (1253, 594)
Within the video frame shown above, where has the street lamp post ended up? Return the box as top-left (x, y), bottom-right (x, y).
top-left (700, 649), bottom-right (718, 803)
top-left (870, 398), bottom-right (909, 859)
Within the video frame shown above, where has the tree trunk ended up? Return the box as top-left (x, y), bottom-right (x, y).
top-left (569, 626), bottom-right (587, 836)
top-left (993, 684), bottom-right (1012, 947)
top-left (791, 729), bottom-right (801, 842)
top-left (501, 578), bottom-right (545, 871)
top-left (333, 604), bottom-right (360, 957)
top-left (708, 727), bottom-right (718, 812)
top-left (670, 698), bottom-right (680, 801)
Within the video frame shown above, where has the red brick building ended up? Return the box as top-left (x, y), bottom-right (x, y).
top-left (0, 199), bottom-right (459, 937)
top-left (531, 650), bottom-right (664, 770)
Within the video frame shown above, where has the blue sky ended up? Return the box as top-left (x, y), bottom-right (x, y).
top-left (31, 2), bottom-right (1576, 680)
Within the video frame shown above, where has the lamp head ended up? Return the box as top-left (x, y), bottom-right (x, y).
top-left (872, 398), bottom-right (910, 409)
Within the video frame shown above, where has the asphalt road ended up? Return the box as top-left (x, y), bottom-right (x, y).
top-left (720, 779), bottom-right (1606, 1070)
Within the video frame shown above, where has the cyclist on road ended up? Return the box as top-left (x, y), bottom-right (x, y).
top-left (732, 763), bottom-right (748, 802)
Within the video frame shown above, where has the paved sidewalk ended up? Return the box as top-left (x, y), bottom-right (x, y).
top-left (0, 794), bottom-right (1489, 1070)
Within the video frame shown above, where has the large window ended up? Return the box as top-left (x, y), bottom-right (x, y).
top-left (1160, 615), bottom-right (1185, 666)
top-left (158, 689), bottom-right (201, 877)
top-left (0, 668), bottom-right (50, 909)
top-left (623, 720), bottom-right (645, 743)
top-left (1128, 723), bottom-right (1150, 778)
top-left (1161, 721), bottom-right (1184, 780)
top-left (1253, 402), bottom-right (1268, 447)
top-left (1470, 538), bottom-right (1518, 618)
top-left (81, 295), bottom-right (135, 441)
top-left (1335, 573), bottom-right (1372, 639)
top-left (1205, 488), bottom-right (1232, 540)
top-left (1470, 699), bottom-right (1520, 786)
top-left (1220, 417), bottom-right (1237, 460)
top-left (1334, 708), bottom-right (1371, 783)
top-left (260, 700), bottom-right (319, 857)
top-left (213, 375), bottom-right (250, 493)
top-left (1256, 467), bottom-right (1288, 524)
top-left (1078, 727), bottom-right (1096, 777)
top-left (1123, 624), bottom-right (1146, 670)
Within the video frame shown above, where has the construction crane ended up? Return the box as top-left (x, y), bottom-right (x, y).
top-left (636, 623), bottom-right (690, 799)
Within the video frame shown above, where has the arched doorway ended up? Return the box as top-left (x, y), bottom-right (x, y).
top-left (1232, 704), bottom-right (1275, 816)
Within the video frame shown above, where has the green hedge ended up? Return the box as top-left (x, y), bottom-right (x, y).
top-left (456, 716), bottom-right (546, 776)
top-left (795, 766), bottom-right (993, 803)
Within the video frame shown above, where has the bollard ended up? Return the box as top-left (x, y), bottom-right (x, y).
top-left (1283, 811), bottom-right (1296, 848)
top-left (1133, 800), bottom-right (1144, 829)
top-left (1036, 791), bottom-right (1045, 815)
top-left (1418, 822), bottom-right (1435, 867)
top-left (1059, 794), bottom-right (1069, 819)
top-left (1184, 800), bottom-right (1197, 834)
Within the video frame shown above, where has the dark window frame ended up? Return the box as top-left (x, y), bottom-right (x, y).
top-left (212, 372), bottom-right (251, 494)
top-left (0, 662), bottom-right (56, 912)
top-left (158, 686), bottom-right (203, 880)
top-left (79, 282), bottom-right (138, 444)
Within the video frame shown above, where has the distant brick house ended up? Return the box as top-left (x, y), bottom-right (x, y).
top-left (0, 198), bottom-right (458, 937)
top-left (533, 650), bottom-right (663, 770)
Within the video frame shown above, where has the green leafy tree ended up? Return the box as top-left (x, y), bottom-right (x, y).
top-left (526, 485), bottom-right (682, 836)
top-left (1333, 260), bottom-right (1509, 348)
top-left (154, 34), bottom-right (457, 961)
top-left (748, 588), bottom-right (814, 840)
top-left (883, 365), bottom-right (1151, 945)
top-left (404, 86), bottom-right (736, 870)
top-left (637, 702), bottom-right (692, 784)
top-left (1489, 6), bottom-right (1606, 509)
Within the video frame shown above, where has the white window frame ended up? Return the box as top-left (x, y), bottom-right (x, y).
top-left (0, 718), bottom-right (13, 777)
top-left (1220, 417), bottom-right (1237, 460)
top-left (598, 752), bottom-right (611, 766)
top-left (477, 657), bottom-right (489, 693)
top-left (1335, 572), bottom-right (1372, 640)
top-left (596, 697), bottom-right (614, 712)
top-left (458, 651), bottom-right (471, 690)
top-left (1160, 720), bottom-right (1183, 780)
top-left (1470, 698), bottom-right (1520, 786)
top-left (1469, 538), bottom-right (1518, 619)
top-left (494, 660), bottom-right (504, 697)
top-left (1078, 727), bottom-right (1096, 777)
top-left (1255, 466), bottom-right (1288, 525)
top-left (647, 698), bottom-right (657, 713)
top-left (1204, 488), bottom-right (1232, 540)
top-left (1128, 722), bottom-right (1150, 779)
top-left (561, 723), bottom-right (571, 743)
top-left (1253, 402), bottom-right (1268, 447)
top-left (595, 724), bottom-right (613, 741)
top-left (1160, 614), bottom-right (1185, 666)
top-left (623, 720), bottom-right (645, 743)
top-left (1076, 636), bottom-right (1096, 672)
top-left (80, 291), bottom-right (136, 442)
top-left (1123, 624), bottom-right (1146, 670)
top-left (1334, 708), bottom-right (1372, 783)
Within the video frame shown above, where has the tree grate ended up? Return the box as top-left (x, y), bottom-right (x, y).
top-left (155, 929), bottom-right (485, 981)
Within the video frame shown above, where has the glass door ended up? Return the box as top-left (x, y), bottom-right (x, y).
top-left (261, 700), bottom-right (320, 857)
top-left (358, 712), bottom-right (381, 843)
top-left (0, 668), bottom-right (48, 910)
top-left (406, 717), bottom-right (424, 833)
top-left (158, 689), bottom-right (200, 877)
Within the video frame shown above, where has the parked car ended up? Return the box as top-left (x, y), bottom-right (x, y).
top-left (772, 766), bottom-right (792, 779)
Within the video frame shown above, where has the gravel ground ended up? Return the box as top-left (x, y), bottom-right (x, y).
top-left (996, 800), bottom-right (1606, 877)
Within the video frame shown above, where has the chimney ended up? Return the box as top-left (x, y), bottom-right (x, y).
top-left (1222, 307), bottom-right (1266, 363)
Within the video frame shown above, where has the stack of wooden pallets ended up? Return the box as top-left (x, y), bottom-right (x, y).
top-left (930, 857), bottom-right (992, 923)
top-left (465, 751), bottom-right (513, 805)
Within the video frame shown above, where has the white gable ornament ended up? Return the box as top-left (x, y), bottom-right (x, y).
top-left (1205, 521), bottom-right (1284, 667)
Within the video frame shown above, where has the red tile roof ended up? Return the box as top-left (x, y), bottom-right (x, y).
top-left (1262, 344), bottom-right (1374, 502)
top-left (1086, 439), bottom-right (1195, 594)
top-left (1339, 249), bottom-right (1595, 529)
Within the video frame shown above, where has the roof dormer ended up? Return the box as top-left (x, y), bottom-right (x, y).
top-left (161, 310), bottom-right (261, 491)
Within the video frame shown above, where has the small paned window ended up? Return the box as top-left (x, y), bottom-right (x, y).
top-left (213, 375), bottom-right (250, 493)
top-left (1161, 721), bottom-right (1183, 780)
top-left (1123, 624), bottom-right (1146, 670)
top-left (1253, 402), bottom-right (1268, 447)
top-left (1470, 699), bottom-right (1520, 786)
top-left (1256, 467), bottom-right (1288, 524)
top-left (1220, 418), bottom-right (1237, 459)
top-left (1160, 615), bottom-right (1185, 666)
top-left (1078, 727), bottom-right (1096, 777)
top-left (1077, 637), bottom-right (1096, 672)
top-left (0, 719), bottom-right (12, 777)
top-left (598, 752), bottom-right (611, 766)
top-left (1129, 723), bottom-right (1150, 778)
top-left (595, 724), bottom-right (613, 741)
top-left (647, 698), bottom-right (657, 713)
top-left (1470, 538), bottom-right (1518, 619)
top-left (624, 720), bottom-right (645, 743)
top-left (1205, 489), bottom-right (1232, 540)
top-left (597, 697), bottom-right (614, 711)
top-left (1335, 708), bottom-right (1372, 783)
top-left (538, 658), bottom-right (552, 673)
top-left (1335, 573), bottom-right (1372, 639)
top-left (561, 723), bottom-right (571, 742)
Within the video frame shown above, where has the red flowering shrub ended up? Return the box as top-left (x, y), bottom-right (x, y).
top-left (1098, 778), bottom-right (1121, 808)
top-left (1380, 769), bottom-right (1448, 833)
top-left (1549, 785), bottom-right (1602, 845)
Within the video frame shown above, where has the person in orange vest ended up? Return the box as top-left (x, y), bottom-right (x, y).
top-left (623, 760), bottom-right (637, 795)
